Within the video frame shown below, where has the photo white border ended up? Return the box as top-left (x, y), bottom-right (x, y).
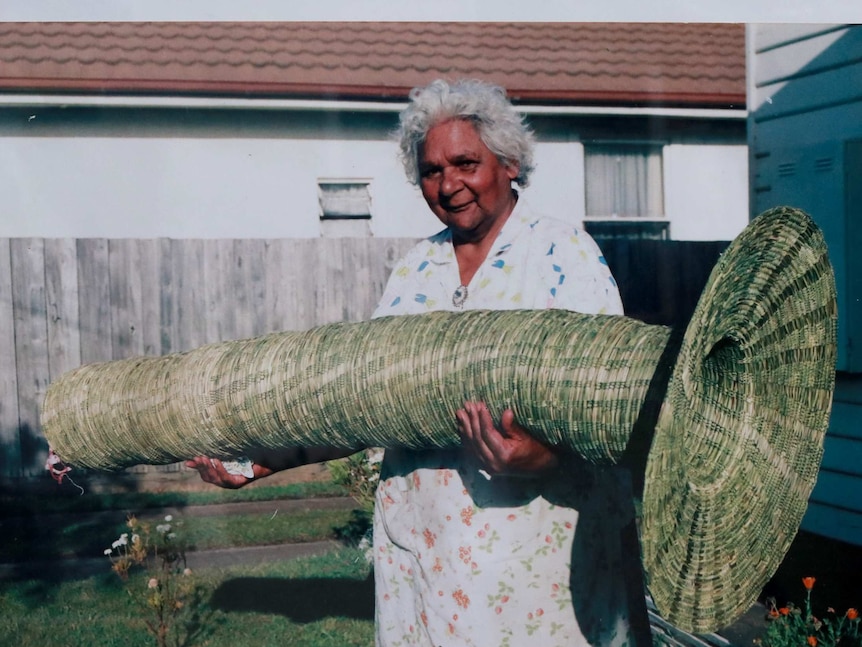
top-left (0, 0), bottom-right (857, 24)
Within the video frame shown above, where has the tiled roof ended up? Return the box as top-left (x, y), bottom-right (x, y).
top-left (0, 22), bottom-right (746, 108)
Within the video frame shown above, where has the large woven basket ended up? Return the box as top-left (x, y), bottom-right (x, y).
top-left (41, 206), bottom-right (837, 632)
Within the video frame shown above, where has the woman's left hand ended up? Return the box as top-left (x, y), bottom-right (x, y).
top-left (456, 401), bottom-right (560, 476)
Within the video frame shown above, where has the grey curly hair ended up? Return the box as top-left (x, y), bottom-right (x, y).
top-left (395, 79), bottom-right (536, 188)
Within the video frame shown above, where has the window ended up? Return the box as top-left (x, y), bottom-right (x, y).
top-left (584, 143), bottom-right (666, 240)
top-left (584, 143), bottom-right (664, 219)
top-left (318, 180), bottom-right (372, 237)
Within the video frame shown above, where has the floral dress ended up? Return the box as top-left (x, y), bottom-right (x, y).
top-left (371, 199), bottom-right (641, 647)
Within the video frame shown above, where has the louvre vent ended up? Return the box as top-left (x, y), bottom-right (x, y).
top-left (814, 157), bottom-right (834, 173)
top-left (777, 162), bottom-right (797, 177)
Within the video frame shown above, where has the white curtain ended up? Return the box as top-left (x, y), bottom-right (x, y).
top-left (585, 145), bottom-right (664, 218)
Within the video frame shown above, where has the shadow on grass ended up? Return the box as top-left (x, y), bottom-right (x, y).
top-left (211, 573), bottom-right (375, 621)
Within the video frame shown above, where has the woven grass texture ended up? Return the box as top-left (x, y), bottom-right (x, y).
top-left (42, 309), bottom-right (669, 469)
top-left (40, 206), bottom-right (837, 632)
top-left (641, 206), bottom-right (837, 631)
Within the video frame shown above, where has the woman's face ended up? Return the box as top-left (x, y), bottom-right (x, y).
top-left (417, 119), bottom-right (520, 244)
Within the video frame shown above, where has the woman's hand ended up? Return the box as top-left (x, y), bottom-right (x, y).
top-left (456, 401), bottom-right (559, 476)
top-left (184, 456), bottom-right (275, 489)
top-left (185, 446), bottom-right (360, 490)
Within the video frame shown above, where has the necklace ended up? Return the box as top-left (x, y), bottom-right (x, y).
top-left (452, 284), bottom-right (468, 308)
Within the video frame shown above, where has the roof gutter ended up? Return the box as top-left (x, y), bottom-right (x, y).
top-left (0, 93), bottom-right (748, 120)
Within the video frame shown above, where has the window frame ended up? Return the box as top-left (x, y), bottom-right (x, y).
top-left (317, 178), bottom-right (373, 221)
top-left (583, 140), bottom-right (666, 222)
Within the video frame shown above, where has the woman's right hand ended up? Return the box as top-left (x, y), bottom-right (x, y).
top-left (184, 456), bottom-right (275, 489)
top-left (185, 446), bottom-right (359, 489)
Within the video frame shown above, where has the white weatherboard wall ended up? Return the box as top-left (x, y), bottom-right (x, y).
top-left (664, 144), bottom-right (748, 241)
top-left (0, 135), bottom-right (437, 239)
top-left (527, 141), bottom-right (586, 226)
top-left (0, 105), bottom-right (746, 242)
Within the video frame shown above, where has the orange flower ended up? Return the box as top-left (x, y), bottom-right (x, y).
top-left (847, 608), bottom-right (859, 620)
top-left (768, 608), bottom-right (780, 619)
top-left (460, 507), bottom-right (474, 526)
top-left (452, 589), bottom-right (470, 609)
top-left (802, 577), bottom-right (816, 590)
top-left (779, 607), bottom-right (790, 616)
top-left (807, 636), bottom-right (817, 647)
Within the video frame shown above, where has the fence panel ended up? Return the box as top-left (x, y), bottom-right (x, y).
top-left (109, 238), bottom-right (146, 359)
top-left (600, 239), bottom-right (730, 328)
top-left (0, 239), bottom-right (20, 477)
top-left (10, 239), bottom-right (50, 477)
top-left (77, 239), bottom-right (112, 365)
top-left (44, 238), bottom-right (81, 377)
top-left (138, 239), bottom-right (162, 357)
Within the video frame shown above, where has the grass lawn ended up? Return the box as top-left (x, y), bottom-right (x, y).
top-left (0, 548), bottom-right (375, 647)
top-left (1, 478), bottom-right (375, 646)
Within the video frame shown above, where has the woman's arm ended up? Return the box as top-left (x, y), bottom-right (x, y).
top-left (185, 446), bottom-right (360, 489)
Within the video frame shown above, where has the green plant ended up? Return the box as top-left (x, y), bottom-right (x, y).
top-left (105, 514), bottom-right (203, 647)
top-left (759, 577), bottom-right (861, 647)
top-left (328, 449), bottom-right (382, 553)
top-left (328, 449), bottom-right (382, 514)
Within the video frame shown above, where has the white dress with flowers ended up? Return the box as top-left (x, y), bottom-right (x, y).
top-left (370, 199), bottom-right (643, 647)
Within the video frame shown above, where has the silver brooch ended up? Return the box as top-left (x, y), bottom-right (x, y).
top-left (452, 284), bottom-right (468, 308)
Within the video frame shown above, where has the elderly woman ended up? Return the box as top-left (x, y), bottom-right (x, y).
top-left (189, 79), bottom-right (645, 646)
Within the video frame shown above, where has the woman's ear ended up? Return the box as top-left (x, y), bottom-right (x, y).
top-left (505, 161), bottom-right (520, 182)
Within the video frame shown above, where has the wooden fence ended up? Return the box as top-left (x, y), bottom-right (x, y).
top-left (0, 237), bottom-right (419, 480)
top-left (0, 236), bottom-right (729, 481)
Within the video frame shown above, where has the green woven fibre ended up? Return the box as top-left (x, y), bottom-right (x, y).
top-left (642, 206), bottom-right (837, 632)
top-left (42, 309), bottom-right (670, 471)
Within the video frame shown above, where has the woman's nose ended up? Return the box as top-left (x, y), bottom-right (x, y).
top-left (440, 168), bottom-right (461, 195)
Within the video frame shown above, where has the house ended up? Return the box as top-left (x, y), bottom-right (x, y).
top-left (748, 23), bottom-right (862, 548)
top-left (0, 21), bottom-right (748, 242)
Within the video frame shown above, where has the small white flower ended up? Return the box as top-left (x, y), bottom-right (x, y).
top-left (357, 535), bottom-right (374, 564)
top-left (183, 568), bottom-right (192, 576)
top-left (131, 534), bottom-right (140, 544)
top-left (118, 535), bottom-right (128, 546)
top-left (164, 515), bottom-right (173, 522)
top-left (111, 539), bottom-right (121, 549)
top-left (103, 548), bottom-right (112, 556)
top-left (147, 578), bottom-right (158, 589)
top-left (156, 524), bottom-right (170, 534)
top-left (167, 532), bottom-right (176, 540)
top-left (366, 448), bottom-right (384, 464)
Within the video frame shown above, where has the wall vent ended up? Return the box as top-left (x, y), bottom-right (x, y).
top-left (814, 157), bottom-right (835, 173)
top-left (777, 162), bottom-right (797, 177)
